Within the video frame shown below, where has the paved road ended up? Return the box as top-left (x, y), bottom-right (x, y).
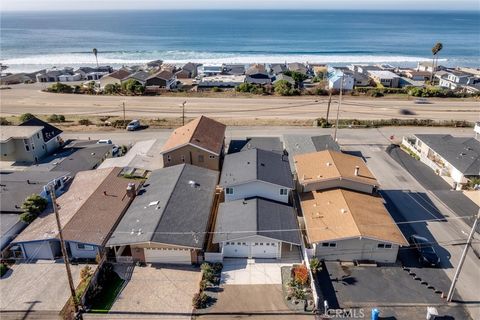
top-left (1, 83), bottom-right (479, 121)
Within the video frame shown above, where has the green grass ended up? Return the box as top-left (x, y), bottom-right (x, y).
top-left (90, 273), bottom-right (125, 312)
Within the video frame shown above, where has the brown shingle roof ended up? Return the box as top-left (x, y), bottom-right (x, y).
top-left (161, 116), bottom-right (226, 155)
top-left (61, 167), bottom-right (139, 246)
top-left (148, 70), bottom-right (174, 80)
top-left (300, 189), bottom-right (407, 246)
top-left (104, 69), bottom-right (132, 80)
top-left (294, 150), bottom-right (378, 187)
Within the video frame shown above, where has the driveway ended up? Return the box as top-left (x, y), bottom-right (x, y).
top-left (221, 258), bottom-right (300, 285)
top-left (109, 264), bottom-right (201, 319)
top-left (0, 261), bottom-right (86, 312)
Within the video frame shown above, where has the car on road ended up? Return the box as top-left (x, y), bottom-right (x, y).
top-left (97, 139), bottom-right (113, 144)
top-left (409, 234), bottom-right (440, 267)
top-left (414, 98), bottom-right (430, 104)
top-left (127, 120), bottom-right (140, 131)
top-left (399, 109), bottom-right (416, 115)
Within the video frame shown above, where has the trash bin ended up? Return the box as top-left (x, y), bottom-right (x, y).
top-left (371, 308), bottom-right (380, 320)
top-left (426, 306), bottom-right (439, 320)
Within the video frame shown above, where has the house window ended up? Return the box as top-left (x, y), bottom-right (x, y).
top-left (77, 243), bottom-right (95, 251)
top-left (209, 155), bottom-right (215, 159)
top-left (321, 242), bottom-right (336, 247)
top-left (225, 187), bottom-right (234, 195)
top-left (181, 155), bottom-right (185, 162)
top-left (280, 188), bottom-right (288, 195)
top-left (31, 143), bottom-right (35, 150)
top-left (167, 155), bottom-right (172, 162)
top-left (198, 155), bottom-right (204, 162)
top-left (37, 133), bottom-right (40, 139)
top-left (378, 243), bottom-right (392, 249)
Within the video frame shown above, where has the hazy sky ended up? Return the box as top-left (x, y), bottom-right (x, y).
top-left (1, 0), bottom-right (479, 11)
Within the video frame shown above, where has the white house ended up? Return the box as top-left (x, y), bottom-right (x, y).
top-left (198, 75), bottom-right (246, 88)
top-left (327, 67), bottom-right (354, 90)
top-left (219, 148), bottom-right (293, 203)
top-left (367, 70), bottom-right (400, 88)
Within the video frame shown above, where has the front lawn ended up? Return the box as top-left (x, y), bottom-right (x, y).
top-left (90, 272), bottom-right (125, 312)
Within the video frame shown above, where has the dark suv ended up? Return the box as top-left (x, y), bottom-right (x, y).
top-left (409, 235), bottom-right (440, 267)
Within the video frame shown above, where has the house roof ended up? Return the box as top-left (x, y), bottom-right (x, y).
top-left (294, 150), bottom-right (378, 187)
top-left (107, 164), bottom-right (219, 248)
top-left (0, 214), bottom-right (23, 239)
top-left (288, 62), bottom-right (308, 74)
top-left (213, 198), bottom-right (300, 245)
top-left (123, 71), bottom-right (150, 82)
top-left (13, 168), bottom-right (114, 243)
top-left (98, 139), bottom-right (163, 171)
top-left (245, 76), bottom-right (271, 85)
top-left (148, 70), bottom-right (174, 81)
top-left (368, 70), bottom-right (400, 79)
top-left (19, 117), bottom-right (62, 142)
top-left (103, 69), bottom-right (132, 80)
top-left (273, 74), bottom-right (295, 85)
top-left (29, 140), bottom-right (113, 176)
top-left (182, 62), bottom-right (198, 72)
top-left (283, 135), bottom-right (340, 172)
top-left (220, 148), bottom-right (293, 188)
top-left (61, 167), bottom-right (139, 246)
top-left (227, 137), bottom-right (284, 154)
top-left (0, 171), bottom-right (69, 213)
top-left (246, 64), bottom-right (267, 76)
top-left (300, 189), bottom-right (408, 246)
top-left (414, 134), bottom-right (480, 175)
top-left (161, 116), bottom-right (226, 155)
top-left (0, 126), bottom-right (43, 143)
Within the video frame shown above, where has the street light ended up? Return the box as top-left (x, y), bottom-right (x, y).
top-left (333, 74), bottom-right (344, 142)
top-left (180, 101), bottom-right (186, 126)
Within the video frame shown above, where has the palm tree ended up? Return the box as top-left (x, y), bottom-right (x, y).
top-left (430, 42), bottom-right (443, 83)
top-left (92, 48), bottom-right (99, 68)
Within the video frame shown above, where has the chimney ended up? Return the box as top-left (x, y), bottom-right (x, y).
top-left (354, 166), bottom-right (360, 176)
top-left (126, 183), bottom-right (136, 198)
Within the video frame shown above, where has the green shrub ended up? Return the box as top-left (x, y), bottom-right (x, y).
top-left (236, 82), bottom-right (261, 93)
top-left (19, 113), bottom-right (35, 123)
top-left (274, 80), bottom-right (294, 96)
top-left (19, 194), bottom-right (47, 223)
top-left (192, 292), bottom-right (209, 309)
top-left (211, 86), bottom-right (222, 92)
top-left (78, 119), bottom-right (92, 126)
top-left (103, 83), bottom-right (121, 95)
top-left (367, 89), bottom-right (384, 97)
top-left (47, 114), bottom-right (66, 123)
top-left (121, 79), bottom-right (144, 95)
top-left (19, 212), bottom-right (37, 224)
top-left (0, 117), bottom-right (11, 125)
top-left (0, 264), bottom-right (8, 277)
top-left (47, 82), bottom-right (74, 93)
top-left (314, 87), bottom-right (329, 96)
top-left (309, 257), bottom-right (321, 274)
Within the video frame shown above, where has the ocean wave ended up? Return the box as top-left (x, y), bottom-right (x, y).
top-left (1, 51), bottom-right (446, 73)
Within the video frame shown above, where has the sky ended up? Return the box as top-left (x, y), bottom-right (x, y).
top-left (1, 0), bottom-right (479, 12)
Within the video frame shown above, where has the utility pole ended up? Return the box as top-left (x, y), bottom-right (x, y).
top-left (50, 185), bottom-right (81, 316)
top-left (446, 211), bottom-right (480, 302)
top-left (333, 74), bottom-right (344, 142)
top-left (122, 102), bottom-right (126, 127)
top-left (326, 92), bottom-right (332, 125)
top-left (181, 101), bottom-right (186, 126)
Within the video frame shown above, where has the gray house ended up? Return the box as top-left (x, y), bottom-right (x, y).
top-left (220, 148), bottom-right (293, 203)
top-left (227, 137), bottom-right (284, 154)
top-left (107, 164), bottom-right (219, 265)
top-left (213, 197), bottom-right (301, 259)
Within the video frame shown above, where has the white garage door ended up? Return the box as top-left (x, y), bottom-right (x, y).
top-left (251, 242), bottom-right (279, 259)
top-left (223, 241), bottom-right (250, 258)
top-left (144, 247), bottom-right (191, 264)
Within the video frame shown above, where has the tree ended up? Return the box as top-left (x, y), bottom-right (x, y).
top-left (19, 194), bottom-right (47, 224)
top-left (104, 83), bottom-right (121, 95)
top-left (19, 113), bottom-right (35, 123)
top-left (283, 70), bottom-right (308, 88)
top-left (121, 79), bottom-right (144, 95)
top-left (47, 82), bottom-right (73, 93)
top-left (93, 48), bottom-right (99, 68)
top-left (430, 42), bottom-right (443, 82)
top-left (293, 265), bottom-right (309, 285)
top-left (274, 80), bottom-right (294, 96)
top-left (47, 114), bottom-right (66, 123)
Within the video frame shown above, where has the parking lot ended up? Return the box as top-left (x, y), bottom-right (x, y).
top-left (109, 264), bottom-right (201, 319)
top-left (0, 261), bottom-right (87, 312)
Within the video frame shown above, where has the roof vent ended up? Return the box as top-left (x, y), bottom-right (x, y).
top-left (354, 166), bottom-right (360, 176)
top-left (340, 208), bottom-right (347, 214)
top-left (260, 163), bottom-right (265, 166)
top-left (189, 180), bottom-right (199, 188)
top-left (148, 201), bottom-right (159, 207)
top-left (326, 162), bottom-right (332, 166)
top-left (130, 229), bottom-right (135, 235)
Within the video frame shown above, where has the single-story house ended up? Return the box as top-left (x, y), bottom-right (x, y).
top-left (283, 134), bottom-right (340, 173)
top-left (300, 188), bottom-right (408, 263)
top-left (213, 197), bottom-right (301, 259)
top-left (269, 63), bottom-right (287, 75)
top-left (367, 70), bottom-right (400, 88)
top-left (0, 73), bottom-right (35, 85)
top-left (227, 137), bottom-right (284, 154)
top-left (222, 64), bottom-right (246, 76)
top-left (11, 167), bottom-right (136, 260)
top-left (161, 116), bottom-right (226, 171)
top-left (99, 69), bottom-right (132, 88)
top-left (198, 75), bottom-right (246, 88)
top-left (122, 71), bottom-right (150, 85)
top-left (145, 70), bottom-right (176, 89)
top-left (288, 62), bottom-right (308, 75)
top-left (58, 73), bottom-right (82, 82)
top-left (176, 62), bottom-right (198, 78)
top-left (403, 70), bottom-right (431, 81)
top-left (293, 150), bottom-right (378, 194)
top-left (327, 67), bottom-right (355, 90)
top-left (107, 164), bottom-right (219, 265)
top-left (200, 65), bottom-right (223, 76)
top-left (245, 64), bottom-right (271, 85)
top-left (404, 134), bottom-right (480, 189)
top-left (36, 67), bottom-right (73, 82)
top-left (220, 148), bottom-right (293, 203)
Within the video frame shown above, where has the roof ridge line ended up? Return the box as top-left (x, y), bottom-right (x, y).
top-left (339, 189), bottom-right (362, 238)
top-left (188, 116), bottom-right (203, 144)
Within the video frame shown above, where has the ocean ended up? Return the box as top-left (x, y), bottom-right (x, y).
top-left (1, 10), bottom-right (479, 72)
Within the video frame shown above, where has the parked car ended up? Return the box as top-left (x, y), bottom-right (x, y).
top-left (409, 234), bottom-right (440, 267)
top-left (127, 120), bottom-right (140, 131)
top-left (97, 139), bottom-right (113, 144)
top-left (414, 98), bottom-right (430, 104)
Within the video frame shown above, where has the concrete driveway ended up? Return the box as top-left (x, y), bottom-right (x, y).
top-left (0, 261), bottom-right (86, 312)
top-left (221, 258), bottom-right (298, 285)
top-left (109, 264), bottom-right (201, 319)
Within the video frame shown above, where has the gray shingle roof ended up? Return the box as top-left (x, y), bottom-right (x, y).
top-left (283, 135), bottom-right (340, 172)
top-left (220, 149), bottom-right (293, 188)
top-left (227, 137), bottom-right (284, 154)
top-left (213, 198), bottom-right (300, 245)
top-left (107, 164), bottom-right (219, 249)
top-left (0, 171), bottom-right (69, 213)
top-left (415, 134), bottom-right (480, 175)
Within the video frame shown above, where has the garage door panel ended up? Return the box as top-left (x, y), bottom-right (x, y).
top-left (223, 242), bottom-right (249, 258)
top-left (251, 242), bottom-right (278, 259)
top-left (144, 248), bottom-right (191, 264)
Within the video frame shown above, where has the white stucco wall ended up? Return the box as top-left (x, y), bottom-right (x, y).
top-left (224, 180), bottom-right (290, 203)
top-left (68, 242), bottom-right (100, 260)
